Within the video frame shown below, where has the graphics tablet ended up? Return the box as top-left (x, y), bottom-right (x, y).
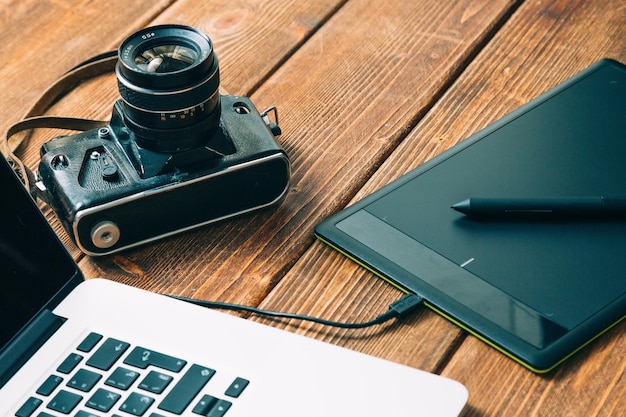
top-left (315, 59), bottom-right (626, 373)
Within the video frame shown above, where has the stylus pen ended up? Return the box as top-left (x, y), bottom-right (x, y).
top-left (451, 196), bottom-right (626, 218)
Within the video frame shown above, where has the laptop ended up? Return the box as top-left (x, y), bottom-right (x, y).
top-left (0, 154), bottom-right (467, 416)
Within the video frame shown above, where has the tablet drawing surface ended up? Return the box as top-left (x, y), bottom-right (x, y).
top-left (315, 59), bottom-right (626, 372)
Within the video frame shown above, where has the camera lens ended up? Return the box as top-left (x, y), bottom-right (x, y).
top-left (116, 25), bottom-right (221, 152)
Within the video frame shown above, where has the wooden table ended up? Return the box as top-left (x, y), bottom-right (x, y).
top-left (3, 0), bottom-right (624, 415)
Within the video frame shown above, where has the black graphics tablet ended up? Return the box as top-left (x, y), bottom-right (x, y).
top-left (315, 59), bottom-right (626, 373)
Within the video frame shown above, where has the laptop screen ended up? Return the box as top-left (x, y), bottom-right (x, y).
top-left (0, 156), bottom-right (80, 351)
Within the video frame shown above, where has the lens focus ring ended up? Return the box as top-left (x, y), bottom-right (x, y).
top-left (116, 59), bottom-right (219, 112)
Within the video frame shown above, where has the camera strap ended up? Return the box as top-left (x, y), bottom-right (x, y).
top-left (1, 51), bottom-right (117, 191)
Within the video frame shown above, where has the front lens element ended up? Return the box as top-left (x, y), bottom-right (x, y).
top-left (135, 44), bottom-right (198, 73)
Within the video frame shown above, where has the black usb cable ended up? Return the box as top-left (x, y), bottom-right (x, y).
top-left (171, 293), bottom-right (424, 329)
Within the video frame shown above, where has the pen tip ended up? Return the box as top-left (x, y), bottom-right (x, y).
top-left (451, 199), bottom-right (470, 214)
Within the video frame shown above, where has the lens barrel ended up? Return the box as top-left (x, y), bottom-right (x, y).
top-left (116, 25), bottom-right (221, 152)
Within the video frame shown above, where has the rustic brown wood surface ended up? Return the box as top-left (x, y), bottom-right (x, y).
top-left (3, 0), bottom-right (624, 416)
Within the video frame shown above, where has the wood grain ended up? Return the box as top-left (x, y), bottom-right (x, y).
top-left (146, 0), bottom-right (347, 96)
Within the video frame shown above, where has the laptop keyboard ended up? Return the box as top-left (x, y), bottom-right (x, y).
top-left (15, 332), bottom-right (250, 417)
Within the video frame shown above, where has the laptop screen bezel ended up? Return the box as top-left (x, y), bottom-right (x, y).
top-left (0, 155), bottom-right (83, 364)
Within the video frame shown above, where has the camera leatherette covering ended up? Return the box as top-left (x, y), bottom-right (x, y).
top-left (39, 96), bottom-right (289, 255)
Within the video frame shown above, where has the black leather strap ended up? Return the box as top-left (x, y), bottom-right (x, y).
top-left (2, 52), bottom-right (117, 188)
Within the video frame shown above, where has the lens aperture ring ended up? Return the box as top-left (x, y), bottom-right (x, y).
top-left (121, 89), bottom-right (220, 130)
top-left (122, 97), bottom-right (223, 152)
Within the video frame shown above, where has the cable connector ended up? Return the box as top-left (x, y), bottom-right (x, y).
top-left (389, 293), bottom-right (424, 317)
top-left (375, 293), bottom-right (424, 323)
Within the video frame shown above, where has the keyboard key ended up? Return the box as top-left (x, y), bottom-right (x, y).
top-left (193, 395), bottom-right (218, 415)
top-left (57, 353), bottom-right (83, 374)
top-left (47, 390), bottom-right (82, 414)
top-left (75, 411), bottom-right (99, 417)
top-left (87, 388), bottom-right (121, 412)
top-left (37, 375), bottom-right (63, 396)
top-left (207, 399), bottom-right (232, 417)
top-left (119, 392), bottom-right (155, 416)
top-left (106, 367), bottom-right (140, 390)
top-left (77, 332), bottom-right (103, 352)
top-left (67, 369), bottom-right (102, 392)
top-left (139, 371), bottom-right (173, 394)
top-left (157, 364), bottom-right (215, 414)
top-left (225, 377), bottom-right (249, 398)
top-left (15, 397), bottom-right (42, 417)
top-left (86, 338), bottom-right (130, 370)
top-left (37, 412), bottom-right (56, 417)
top-left (124, 347), bottom-right (186, 372)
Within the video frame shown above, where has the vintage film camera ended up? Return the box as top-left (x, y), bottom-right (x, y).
top-left (36, 25), bottom-right (290, 255)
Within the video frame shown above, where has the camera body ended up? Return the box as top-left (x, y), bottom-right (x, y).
top-left (36, 25), bottom-right (290, 255)
top-left (38, 96), bottom-right (289, 255)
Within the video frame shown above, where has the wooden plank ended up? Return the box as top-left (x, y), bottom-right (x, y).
top-left (266, 0), bottom-right (624, 414)
top-left (70, 0), bottom-right (518, 311)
